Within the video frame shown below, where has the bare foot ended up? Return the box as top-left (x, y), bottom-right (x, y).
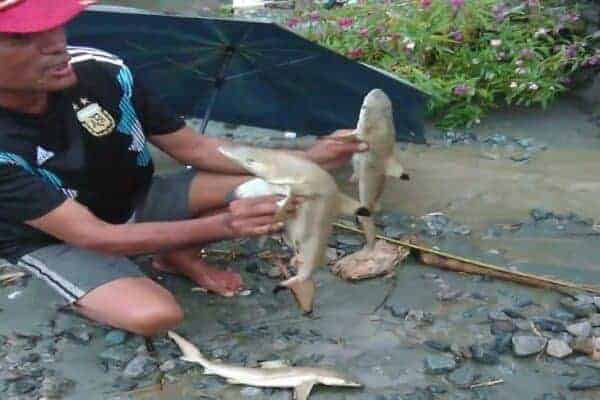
top-left (153, 252), bottom-right (244, 297)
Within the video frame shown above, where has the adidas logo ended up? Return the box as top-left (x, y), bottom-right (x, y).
top-left (37, 146), bottom-right (54, 166)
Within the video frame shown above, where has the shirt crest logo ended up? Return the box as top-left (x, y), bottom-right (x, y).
top-left (74, 98), bottom-right (116, 137)
top-left (36, 146), bottom-right (54, 166)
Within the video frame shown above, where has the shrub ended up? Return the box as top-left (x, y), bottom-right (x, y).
top-left (290, 0), bottom-right (598, 129)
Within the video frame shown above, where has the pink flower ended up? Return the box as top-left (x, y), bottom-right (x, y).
top-left (286, 18), bottom-right (300, 29)
top-left (453, 84), bottom-right (471, 97)
top-left (359, 27), bottom-right (370, 37)
top-left (338, 17), bottom-right (354, 30)
top-left (347, 48), bottom-right (365, 59)
top-left (309, 12), bottom-right (320, 22)
top-left (583, 55), bottom-right (600, 68)
top-left (449, 30), bottom-right (464, 42)
top-left (492, 3), bottom-right (508, 22)
top-left (450, 0), bottom-right (464, 11)
top-left (420, 0), bottom-right (432, 8)
top-left (565, 44), bottom-right (578, 58)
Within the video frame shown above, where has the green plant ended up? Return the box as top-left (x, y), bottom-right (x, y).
top-left (288, 0), bottom-right (597, 129)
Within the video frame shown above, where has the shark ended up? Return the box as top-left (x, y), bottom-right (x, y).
top-left (168, 331), bottom-right (362, 399)
top-left (218, 144), bottom-right (366, 312)
top-left (350, 88), bottom-right (410, 249)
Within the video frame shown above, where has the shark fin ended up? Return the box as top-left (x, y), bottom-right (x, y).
top-left (288, 278), bottom-right (316, 313)
top-left (384, 156), bottom-right (406, 179)
top-left (335, 192), bottom-right (362, 216)
top-left (294, 381), bottom-right (316, 400)
top-left (226, 378), bottom-right (243, 384)
top-left (202, 367), bottom-right (218, 375)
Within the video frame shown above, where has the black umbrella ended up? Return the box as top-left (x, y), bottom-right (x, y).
top-left (67, 5), bottom-right (427, 143)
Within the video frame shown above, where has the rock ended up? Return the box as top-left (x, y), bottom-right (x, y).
top-left (122, 355), bottom-right (158, 379)
top-left (424, 340), bottom-right (451, 352)
top-left (385, 304), bottom-right (409, 319)
top-left (470, 343), bottom-right (500, 364)
top-left (159, 360), bottom-right (176, 372)
top-left (406, 310), bottom-right (434, 324)
top-left (8, 379), bottom-right (37, 395)
top-left (567, 321), bottom-right (591, 337)
top-left (99, 345), bottom-right (136, 368)
top-left (534, 394), bottom-right (566, 400)
top-left (568, 375), bottom-right (600, 390)
top-left (550, 309), bottom-right (576, 322)
top-left (546, 339), bottom-right (573, 359)
top-left (571, 337), bottom-right (600, 359)
top-left (491, 320), bottom-right (517, 335)
top-left (532, 317), bottom-right (566, 333)
top-left (594, 296), bottom-right (600, 310)
top-left (64, 327), bottom-right (92, 344)
top-left (447, 365), bottom-right (477, 388)
top-left (488, 311), bottom-right (511, 322)
top-left (241, 387), bottom-right (263, 397)
top-left (39, 376), bottom-right (75, 398)
top-left (437, 289), bottom-right (463, 302)
top-left (104, 330), bottom-right (128, 347)
top-left (560, 297), bottom-right (596, 317)
top-left (494, 333), bottom-right (513, 354)
top-left (502, 308), bottom-right (526, 319)
top-left (512, 335), bottom-right (547, 357)
top-left (530, 208), bottom-right (553, 221)
top-left (589, 314), bottom-right (600, 327)
top-left (334, 234), bottom-right (364, 247)
top-left (424, 355), bottom-right (457, 375)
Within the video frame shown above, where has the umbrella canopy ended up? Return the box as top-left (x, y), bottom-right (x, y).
top-left (67, 5), bottom-right (427, 143)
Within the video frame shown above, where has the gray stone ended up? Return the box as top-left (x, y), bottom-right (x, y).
top-left (561, 297), bottom-right (596, 317)
top-left (532, 317), bottom-right (566, 333)
top-left (491, 319), bottom-right (517, 334)
top-left (104, 330), bottom-right (128, 347)
top-left (494, 333), bottom-right (513, 354)
top-left (550, 309), bottom-right (576, 322)
top-left (470, 343), bottom-right (500, 364)
top-left (488, 311), bottom-right (511, 322)
top-left (159, 360), bottom-right (176, 372)
top-left (447, 365), bottom-right (477, 388)
top-left (546, 339), bottom-right (573, 359)
top-left (39, 376), bottom-right (75, 398)
top-left (567, 321), bottom-right (591, 337)
top-left (99, 345), bottom-right (135, 367)
top-left (424, 355), bottom-right (457, 375)
top-left (122, 355), bottom-right (158, 379)
top-left (241, 387), bottom-right (263, 397)
top-left (512, 335), bottom-right (547, 356)
top-left (568, 375), bottom-right (600, 390)
top-left (589, 314), bottom-right (600, 327)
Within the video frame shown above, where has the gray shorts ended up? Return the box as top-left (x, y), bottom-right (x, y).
top-left (16, 169), bottom-right (197, 304)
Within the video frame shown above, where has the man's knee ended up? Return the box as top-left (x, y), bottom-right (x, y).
top-left (125, 300), bottom-right (184, 337)
top-left (76, 277), bottom-right (184, 336)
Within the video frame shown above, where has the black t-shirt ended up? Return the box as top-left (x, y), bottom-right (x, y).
top-left (0, 47), bottom-right (185, 261)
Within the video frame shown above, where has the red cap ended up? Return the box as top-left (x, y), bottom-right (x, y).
top-left (0, 0), bottom-right (89, 33)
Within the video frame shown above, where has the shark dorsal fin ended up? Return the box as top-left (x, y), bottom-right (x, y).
top-left (294, 381), bottom-right (316, 400)
top-left (168, 331), bottom-right (209, 366)
top-left (384, 156), bottom-right (406, 178)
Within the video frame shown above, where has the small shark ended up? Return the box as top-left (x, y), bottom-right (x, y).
top-left (350, 89), bottom-right (410, 249)
top-left (168, 331), bottom-right (362, 399)
top-left (219, 144), bottom-right (365, 312)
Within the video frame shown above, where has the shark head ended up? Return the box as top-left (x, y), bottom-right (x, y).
top-left (318, 371), bottom-right (362, 387)
top-left (218, 145), bottom-right (274, 176)
top-left (357, 88), bottom-right (393, 133)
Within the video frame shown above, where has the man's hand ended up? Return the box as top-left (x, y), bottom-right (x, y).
top-left (304, 129), bottom-right (369, 170)
top-left (222, 195), bottom-right (300, 238)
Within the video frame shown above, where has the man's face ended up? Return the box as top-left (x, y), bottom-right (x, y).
top-left (0, 26), bottom-right (77, 93)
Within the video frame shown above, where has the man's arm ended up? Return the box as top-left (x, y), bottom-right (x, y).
top-left (26, 197), bottom-right (286, 256)
top-left (148, 125), bottom-right (250, 174)
top-left (149, 125), bottom-right (367, 172)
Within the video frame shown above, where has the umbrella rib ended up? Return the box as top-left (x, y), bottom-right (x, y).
top-left (224, 55), bottom-right (318, 81)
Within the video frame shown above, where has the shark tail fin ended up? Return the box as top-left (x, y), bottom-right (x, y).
top-left (168, 331), bottom-right (210, 368)
top-left (294, 381), bottom-right (316, 400)
top-left (287, 278), bottom-right (316, 313)
top-left (385, 156), bottom-right (407, 179)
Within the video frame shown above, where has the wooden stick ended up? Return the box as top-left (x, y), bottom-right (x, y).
top-left (470, 379), bottom-right (504, 389)
top-left (333, 222), bottom-right (600, 295)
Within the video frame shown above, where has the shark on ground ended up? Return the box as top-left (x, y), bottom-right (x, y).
top-left (168, 331), bottom-right (362, 400)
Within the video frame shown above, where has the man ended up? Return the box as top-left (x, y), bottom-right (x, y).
top-left (0, 0), bottom-right (366, 337)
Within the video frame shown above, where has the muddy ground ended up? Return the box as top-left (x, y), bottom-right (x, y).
top-left (1, 96), bottom-right (599, 400)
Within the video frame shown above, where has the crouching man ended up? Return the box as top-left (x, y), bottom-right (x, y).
top-left (0, 0), bottom-right (366, 336)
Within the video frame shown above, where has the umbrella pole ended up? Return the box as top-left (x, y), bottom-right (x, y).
top-left (198, 46), bottom-right (236, 134)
